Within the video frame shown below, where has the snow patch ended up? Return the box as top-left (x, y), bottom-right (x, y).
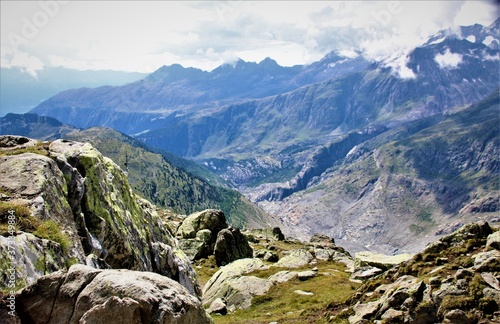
top-left (465, 35), bottom-right (476, 43)
top-left (428, 36), bottom-right (446, 45)
top-left (328, 58), bottom-right (348, 68)
top-left (385, 54), bottom-right (416, 80)
top-left (434, 49), bottom-right (462, 69)
top-left (483, 36), bottom-right (495, 46)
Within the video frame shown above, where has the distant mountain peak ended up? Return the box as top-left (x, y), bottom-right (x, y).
top-left (146, 63), bottom-right (205, 82)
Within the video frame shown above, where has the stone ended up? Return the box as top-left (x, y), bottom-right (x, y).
top-left (243, 227), bottom-right (285, 241)
top-left (16, 264), bottom-right (212, 324)
top-left (214, 227), bottom-right (253, 266)
top-left (381, 308), bottom-right (404, 322)
top-left (487, 231), bottom-right (500, 250)
top-left (351, 266), bottom-right (383, 280)
top-left (203, 258), bottom-right (269, 308)
top-left (176, 209), bottom-right (227, 240)
top-left (263, 251), bottom-right (280, 262)
top-left (294, 290), bottom-right (314, 296)
top-left (349, 301), bottom-right (381, 323)
top-left (429, 276), bottom-right (442, 287)
top-left (297, 270), bottom-right (317, 281)
top-left (268, 271), bottom-right (299, 284)
top-left (473, 250), bottom-right (500, 271)
top-left (274, 249), bottom-right (314, 268)
top-left (310, 233), bottom-right (335, 245)
top-left (355, 251), bottom-right (413, 271)
top-left (481, 272), bottom-right (500, 291)
top-left (455, 268), bottom-right (474, 279)
top-left (314, 248), bottom-right (334, 261)
top-left (207, 298), bottom-right (227, 315)
top-left (443, 309), bottom-right (475, 324)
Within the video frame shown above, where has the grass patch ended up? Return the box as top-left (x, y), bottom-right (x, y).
top-left (33, 220), bottom-right (71, 253)
top-left (0, 141), bottom-right (50, 157)
top-left (212, 260), bottom-right (360, 324)
top-left (193, 256), bottom-right (219, 288)
top-left (0, 201), bottom-right (38, 233)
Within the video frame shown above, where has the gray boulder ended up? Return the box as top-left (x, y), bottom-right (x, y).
top-left (177, 209), bottom-right (227, 240)
top-left (274, 249), bottom-right (314, 268)
top-left (203, 258), bottom-right (269, 309)
top-left (310, 233), bottom-right (335, 245)
top-left (214, 227), bottom-right (253, 266)
top-left (16, 264), bottom-right (213, 324)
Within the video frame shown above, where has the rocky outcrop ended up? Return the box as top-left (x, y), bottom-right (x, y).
top-left (176, 209), bottom-right (227, 261)
top-left (213, 227), bottom-right (253, 266)
top-left (347, 222), bottom-right (500, 323)
top-left (16, 264), bottom-right (213, 324)
top-left (175, 209), bottom-right (254, 266)
top-left (0, 136), bottom-right (199, 296)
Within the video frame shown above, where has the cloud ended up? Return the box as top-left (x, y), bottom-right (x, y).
top-left (434, 49), bottom-right (463, 69)
top-left (1, 1), bottom-right (498, 74)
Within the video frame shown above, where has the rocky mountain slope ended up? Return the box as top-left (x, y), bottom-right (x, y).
top-left (260, 92), bottom-right (499, 253)
top-left (0, 115), bottom-right (272, 228)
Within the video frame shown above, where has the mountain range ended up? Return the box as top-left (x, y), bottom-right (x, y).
top-left (6, 19), bottom-right (500, 253)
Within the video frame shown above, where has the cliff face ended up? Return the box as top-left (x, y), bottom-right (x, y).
top-left (0, 136), bottom-right (200, 296)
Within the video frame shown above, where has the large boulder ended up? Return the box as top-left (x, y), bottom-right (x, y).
top-left (354, 251), bottom-right (413, 272)
top-left (176, 209), bottom-right (229, 261)
top-left (202, 258), bottom-right (269, 309)
top-left (16, 264), bottom-right (213, 324)
top-left (274, 249), bottom-right (314, 268)
top-left (214, 227), bottom-right (253, 266)
top-left (177, 209), bottom-right (227, 240)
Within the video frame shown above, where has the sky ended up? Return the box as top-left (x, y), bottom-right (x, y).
top-left (1, 1), bottom-right (498, 77)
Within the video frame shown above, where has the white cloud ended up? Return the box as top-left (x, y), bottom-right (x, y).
top-left (434, 49), bottom-right (463, 69)
top-left (1, 1), bottom-right (498, 74)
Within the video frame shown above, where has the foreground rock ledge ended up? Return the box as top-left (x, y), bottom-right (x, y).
top-left (15, 264), bottom-right (213, 324)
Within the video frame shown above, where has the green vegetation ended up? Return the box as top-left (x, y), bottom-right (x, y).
top-left (66, 128), bottom-right (269, 228)
top-left (0, 201), bottom-right (71, 253)
top-left (0, 141), bottom-right (50, 157)
top-left (0, 201), bottom-right (36, 233)
top-left (33, 220), bottom-right (71, 253)
top-left (212, 260), bottom-right (359, 324)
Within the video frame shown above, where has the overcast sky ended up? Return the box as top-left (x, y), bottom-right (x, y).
top-left (1, 1), bottom-right (498, 77)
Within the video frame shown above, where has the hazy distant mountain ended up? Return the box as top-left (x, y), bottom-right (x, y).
top-left (30, 53), bottom-right (370, 134)
top-left (0, 67), bottom-right (146, 115)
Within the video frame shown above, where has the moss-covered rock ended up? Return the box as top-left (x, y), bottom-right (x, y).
top-left (0, 136), bottom-right (202, 297)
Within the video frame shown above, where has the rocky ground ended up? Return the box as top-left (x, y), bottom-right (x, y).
top-left (0, 135), bottom-right (499, 323)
